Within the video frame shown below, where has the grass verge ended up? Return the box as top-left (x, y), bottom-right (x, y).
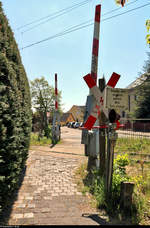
top-left (75, 137), bottom-right (150, 225)
top-left (30, 132), bottom-right (52, 146)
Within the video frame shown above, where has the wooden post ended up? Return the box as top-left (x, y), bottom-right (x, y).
top-left (87, 156), bottom-right (98, 173)
top-left (105, 124), bottom-right (117, 199)
top-left (99, 77), bottom-right (107, 177)
top-left (120, 182), bottom-right (135, 215)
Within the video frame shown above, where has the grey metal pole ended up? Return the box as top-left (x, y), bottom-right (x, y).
top-left (52, 74), bottom-right (61, 144)
top-left (99, 77), bottom-right (106, 177)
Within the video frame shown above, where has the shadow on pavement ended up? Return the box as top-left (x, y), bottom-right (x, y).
top-left (50, 143), bottom-right (56, 148)
top-left (82, 213), bottom-right (108, 225)
top-left (0, 166), bottom-right (27, 225)
top-left (50, 140), bottom-right (59, 148)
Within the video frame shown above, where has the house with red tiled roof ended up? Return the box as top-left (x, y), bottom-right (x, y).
top-left (67, 105), bottom-right (85, 122)
top-left (60, 112), bottom-right (75, 126)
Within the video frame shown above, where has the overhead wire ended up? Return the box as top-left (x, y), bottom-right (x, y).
top-left (20, 0), bottom-right (139, 34)
top-left (17, 0), bottom-right (92, 32)
top-left (102, 0), bottom-right (139, 16)
top-left (102, 1), bottom-right (150, 22)
top-left (21, 2), bottom-right (150, 50)
top-left (21, 1), bottom-right (91, 34)
top-left (21, 21), bottom-right (93, 50)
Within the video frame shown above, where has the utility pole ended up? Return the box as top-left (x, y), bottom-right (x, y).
top-left (52, 73), bottom-right (61, 144)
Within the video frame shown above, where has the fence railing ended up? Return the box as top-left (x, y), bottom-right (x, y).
top-left (117, 118), bottom-right (150, 138)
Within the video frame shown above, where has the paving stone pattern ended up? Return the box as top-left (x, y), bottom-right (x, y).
top-left (8, 149), bottom-right (100, 225)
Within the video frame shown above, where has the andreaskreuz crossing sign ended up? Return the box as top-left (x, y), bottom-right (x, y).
top-left (83, 72), bottom-right (121, 130)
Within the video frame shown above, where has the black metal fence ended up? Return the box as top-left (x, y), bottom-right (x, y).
top-left (117, 118), bottom-right (150, 138)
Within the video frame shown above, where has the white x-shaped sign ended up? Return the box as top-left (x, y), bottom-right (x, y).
top-left (83, 72), bottom-right (120, 130)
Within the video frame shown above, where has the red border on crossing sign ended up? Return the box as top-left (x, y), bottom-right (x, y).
top-left (107, 72), bottom-right (120, 88)
top-left (84, 74), bottom-right (96, 88)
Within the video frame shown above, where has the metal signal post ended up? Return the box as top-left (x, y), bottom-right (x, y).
top-left (80, 3), bottom-right (129, 200)
top-left (81, 71), bottom-right (123, 197)
top-left (52, 73), bottom-right (61, 144)
top-left (81, 5), bottom-right (101, 171)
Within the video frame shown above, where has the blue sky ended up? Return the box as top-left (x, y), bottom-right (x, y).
top-left (1, 0), bottom-right (150, 112)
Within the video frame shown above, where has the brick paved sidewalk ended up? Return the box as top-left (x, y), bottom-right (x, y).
top-left (3, 127), bottom-right (133, 225)
top-left (7, 148), bottom-right (105, 225)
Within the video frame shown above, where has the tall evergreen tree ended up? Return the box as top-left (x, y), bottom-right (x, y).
top-left (143, 52), bottom-right (150, 73)
top-left (135, 52), bottom-right (150, 118)
top-left (0, 2), bottom-right (32, 212)
top-left (135, 74), bottom-right (150, 118)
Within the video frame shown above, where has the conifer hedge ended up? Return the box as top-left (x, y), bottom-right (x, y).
top-left (0, 2), bottom-right (32, 212)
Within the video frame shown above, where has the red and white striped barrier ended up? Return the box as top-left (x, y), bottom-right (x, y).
top-left (91, 4), bottom-right (101, 84)
top-left (55, 73), bottom-right (58, 110)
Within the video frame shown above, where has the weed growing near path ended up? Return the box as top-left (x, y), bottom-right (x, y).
top-left (30, 133), bottom-right (52, 146)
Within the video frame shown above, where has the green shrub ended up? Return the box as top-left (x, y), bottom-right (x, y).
top-left (84, 154), bottom-right (130, 213)
top-left (0, 2), bottom-right (31, 212)
top-left (129, 175), bottom-right (149, 222)
top-left (110, 154), bottom-right (129, 209)
top-left (92, 174), bottom-right (106, 208)
top-left (44, 125), bottom-right (52, 138)
top-left (114, 154), bottom-right (129, 168)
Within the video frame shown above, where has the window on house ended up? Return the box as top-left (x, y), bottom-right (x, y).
top-left (122, 111), bottom-right (125, 118)
top-left (128, 95), bottom-right (130, 112)
top-left (134, 95), bottom-right (137, 101)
